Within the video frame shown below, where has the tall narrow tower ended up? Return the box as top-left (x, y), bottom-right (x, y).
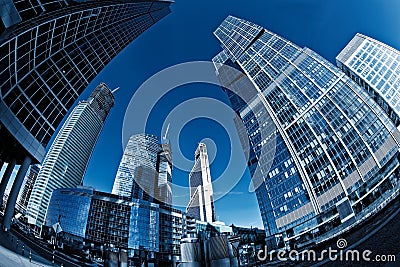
top-left (157, 143), bottom-right (173, 205)
top-left (25, 82), bottom-right (114, 230)
top-left (186, 143), bottom-right (216, 223)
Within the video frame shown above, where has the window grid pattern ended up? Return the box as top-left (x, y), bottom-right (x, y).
top-left (45, 187), bottom-right (92, 238)
top-left (213, 15), bottom-right (263, 61)
top-left (45, 188), bottom-right (183, 260)
top-left (128, 200), bottom-right (159, 251)
top-left (17, 165), bottom-right (40, 213)
top-left (112, 134), bottom-right (160, 201)
top-left (231, 88), bottom-right (312, 233)
top-left (214, 16), bottom-right (400, 236)
top-left (0, 0), bottom-right (171, 149)
top-left (13, 0), bottom-right (68, 22)
top-left (26, 84), bottom-right (113, 228)
top-left (337, 34), bottom-right (400, 126)
top-left (87, 198), bottom-right (131, 248)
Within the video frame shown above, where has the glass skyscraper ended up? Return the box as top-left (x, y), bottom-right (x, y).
top-left (112, 133), bottom-right (160, 202)
top-left (45, 188), bottom-right (157, 255)
top-left (186, 143), bottom-right (216, 223)
top-left (25, 82), bottom-right (114, 231)
top-left (337, 33), bottom-right (400, 126)
top-left (213, 16), bottom-right (400, 248)
top-left (112, 133), bottom-right (173, 206)
top-left (112, 133), bottom-right (180, 265)
top-left (0, 0), bottom-right (172, 231)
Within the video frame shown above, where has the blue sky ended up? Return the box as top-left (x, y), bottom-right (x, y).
top-left (9, 0), bottom-right (399, 228)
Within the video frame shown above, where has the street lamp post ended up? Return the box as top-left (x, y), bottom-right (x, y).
top-left (52, 245), bottom-right (55, 265)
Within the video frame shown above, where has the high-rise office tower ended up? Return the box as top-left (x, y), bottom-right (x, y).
top-left (186, 143), bottom-right (216, 223)
top-left (156, 143), bottom-right (173, 205)
top-left (337, 33), bottom-right (400, 126)
top-left (0, 0), bottom-right (172, 229)
top-left (113, 133), bottom-right (173, 205)
top-left (112, 134), bottom-right (178, 264)
top-left (16, 165), bottom-right (41, 214)
top-left (25, 83), bottom-right (114, 231)
top-left (213, 16), bottom-right (400, 247)
top-left (112, 134), bottom-right (160, 202)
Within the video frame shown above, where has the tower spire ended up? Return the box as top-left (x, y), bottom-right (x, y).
top-left (163, 123), bottom-right (170, 141)
top-left (111, 87), bottom-right (120, 94)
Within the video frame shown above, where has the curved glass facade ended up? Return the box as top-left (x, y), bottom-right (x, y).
top-left (213, 16), bottom-right (400, 247)
top-left (45, 187), bottom-right (183, 266)
top-left (26, 82), bottom-right (114, 229)
top-left (112, 133), bottom-right (159, 201)
top-left (0, 0), bottom-right (172, 164)
top-left (45, 187), bottom-right (92, 238)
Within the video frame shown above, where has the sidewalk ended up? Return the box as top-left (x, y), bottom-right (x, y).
top-left (0, 244), bottom-right (52, 267)
top-left (0, 227), bottom-right (55, 267)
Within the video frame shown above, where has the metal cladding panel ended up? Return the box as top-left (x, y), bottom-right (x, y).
top-left (207, 235), bottom-right (231, 260)
top-left (180, 242), bottom-right (202, 263)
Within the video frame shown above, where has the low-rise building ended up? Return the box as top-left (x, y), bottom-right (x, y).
top-left (44, 187), bottom-right (183, 266)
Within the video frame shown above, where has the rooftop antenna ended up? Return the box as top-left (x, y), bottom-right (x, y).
top-left (163, 123), bottom-right (170, 141)
top-left (111, 87), bottom-right (120, 94)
